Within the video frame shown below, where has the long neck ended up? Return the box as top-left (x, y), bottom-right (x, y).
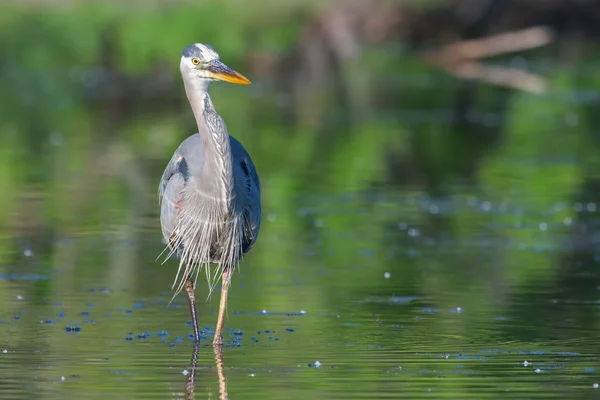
top-left (184, 78), bottom-right (234, 206)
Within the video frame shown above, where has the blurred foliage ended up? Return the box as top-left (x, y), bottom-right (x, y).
top-left (0, 1), bottom-right (600, 398)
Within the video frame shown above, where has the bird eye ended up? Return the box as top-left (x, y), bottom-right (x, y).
top-left (191, 58), bottom-right (200, 65)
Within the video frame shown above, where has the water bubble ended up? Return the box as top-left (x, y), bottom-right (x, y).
top-left (16, 295), bottom-right (23, 300)
top-left (249, 373), bottom-right (255, 377)
top-left (593, 383), bottom-right (598, 389)
top-left (65, 323), bottom-right (82, 332)
top-left (313, 361), bottom-right (321, 367)
top-left (267, 213), bottom-right (276, 222)
top-left (481, 201), bottom-right (492, 212)
top-left (539, 223), bottom-right (547, 231)
top-left (60, 376), bottom-right (66, 382)
top-left (23, 249), bottom-right (33, 257)
top-left (299, 310), bottom-right (306, 315)
top-left (182, 369), bottom-right (189, 376)
top-left (408, 228), bottom-right (420, 237)
top-left (563, 217), bottom-right (573, 226)
top-left (2, 350), bottom-right (7, 354)
top-left (535, 368), bottom-right (542, 373)
top-left (384, 272), bottom-right (391, 279)
top-left (523, 361), bottom-right (530, 367)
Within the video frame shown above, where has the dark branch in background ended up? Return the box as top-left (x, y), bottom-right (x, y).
top-left (421, 26), bottom-right (554, 93)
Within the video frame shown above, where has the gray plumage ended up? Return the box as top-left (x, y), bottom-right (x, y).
top-left (158, 43), bottom-right (260, 345)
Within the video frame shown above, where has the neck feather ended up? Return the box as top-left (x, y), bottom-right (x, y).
top-left (183, 78), bottom-right (234, 206)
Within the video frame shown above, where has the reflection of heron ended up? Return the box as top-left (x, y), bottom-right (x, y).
top-left (159, 43), bottom-right (261, 348)
top-left (185, 344), bottom-right (228, 400)
top-left (184, 344), bottom-right (199, 400)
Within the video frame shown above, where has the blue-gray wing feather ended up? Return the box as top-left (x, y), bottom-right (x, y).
top-left (159, 136), bottom-right (200, 247)
top-left (230, 136), bottom-right (261, 253)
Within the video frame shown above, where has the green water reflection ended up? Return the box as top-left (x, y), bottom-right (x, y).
top-left (1, 2), bottom-right (600, 399)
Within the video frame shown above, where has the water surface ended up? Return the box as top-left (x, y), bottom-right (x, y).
top-left (2, 187), bottom-right (600, 399)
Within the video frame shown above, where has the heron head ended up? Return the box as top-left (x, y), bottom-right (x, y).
top-left (180, 43), bottom-right (250, 85)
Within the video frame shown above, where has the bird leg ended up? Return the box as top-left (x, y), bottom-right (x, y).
top-left (185, 273), bottom-right (200, 343)
top-left (213, 267), bottom-right (232, 349)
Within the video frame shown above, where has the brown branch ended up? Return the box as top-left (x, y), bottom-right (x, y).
top-left (450, 62), bottom-right (547, 93)
top-left (422, 26), bottom-right (555, 93)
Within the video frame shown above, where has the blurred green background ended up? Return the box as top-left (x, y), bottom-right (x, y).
top-left (1, 0), bottom-right (600, 398)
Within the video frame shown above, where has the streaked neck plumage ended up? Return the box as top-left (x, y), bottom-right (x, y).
top-left (183, 77), bottom-right (235, 207)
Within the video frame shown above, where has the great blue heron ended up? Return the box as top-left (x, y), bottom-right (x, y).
top-left (159, 43), bottom-right (261, 348)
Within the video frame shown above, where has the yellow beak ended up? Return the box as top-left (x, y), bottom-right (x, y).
top-left (206, 61), bottom-right (251, 85)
